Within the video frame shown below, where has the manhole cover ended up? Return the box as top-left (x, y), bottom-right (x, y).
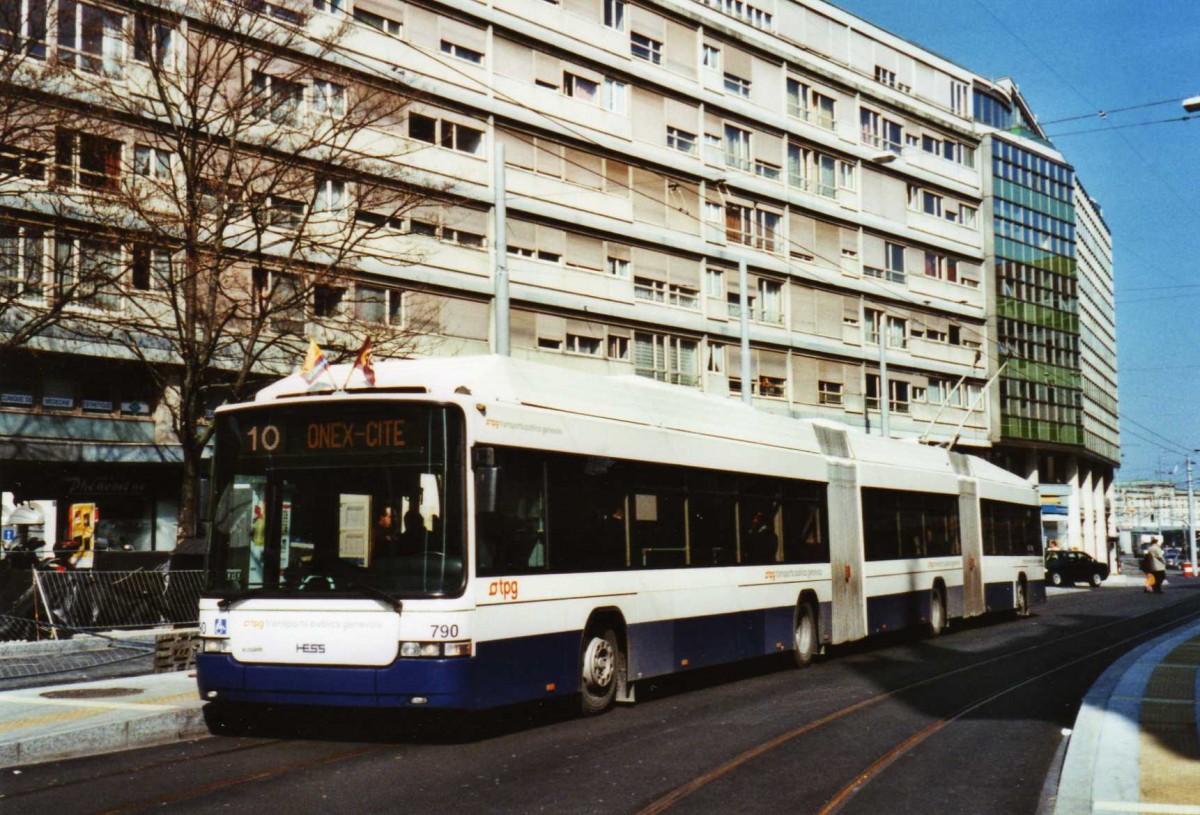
top-left (41, 687), bottom-right (144, 700)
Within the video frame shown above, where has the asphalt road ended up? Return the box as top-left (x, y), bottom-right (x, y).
top-left (7, 580), bottom-right (1200, 815)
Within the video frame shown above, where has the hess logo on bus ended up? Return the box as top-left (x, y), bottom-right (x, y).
top-left (488, 580), bottom-right (519, 601)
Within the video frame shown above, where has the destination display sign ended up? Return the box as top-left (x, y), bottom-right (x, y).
top-left (224, 405), bottom-right (431, 459)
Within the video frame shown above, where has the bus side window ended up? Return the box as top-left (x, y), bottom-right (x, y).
top-left (476, 448), bottom-right (547, 576)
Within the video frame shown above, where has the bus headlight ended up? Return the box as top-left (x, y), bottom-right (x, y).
top-left (399, 641), bottom-right (472, 658)
top-left (201, 639), bottom-right (232, 654)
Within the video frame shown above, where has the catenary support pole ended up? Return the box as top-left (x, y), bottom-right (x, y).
top-left (878, 327), bottom-right (890, 438)
top-left (493, 142), bottom-right (509, 356)
top-left (1188, 455), bottom-right (1196, 573)
top-left (739, 258), bottom-right (751, 405)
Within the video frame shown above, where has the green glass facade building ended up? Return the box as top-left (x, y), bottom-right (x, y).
top-left (990, 138), bottom-right (1083, 446)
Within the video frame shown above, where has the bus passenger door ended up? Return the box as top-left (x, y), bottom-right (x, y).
top-left (827, 462), bottom-right (866, 644)
top-left (958, 481), bottom-right (984, 618)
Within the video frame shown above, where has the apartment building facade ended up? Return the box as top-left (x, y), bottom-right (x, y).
top-left (0, 0), bottom-right (1113, 552)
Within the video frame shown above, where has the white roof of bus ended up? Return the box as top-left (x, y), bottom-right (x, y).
top-left (255, 355), bottom-right (1033, 493)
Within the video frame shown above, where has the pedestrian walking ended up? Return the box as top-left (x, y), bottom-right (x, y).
top-left (1144, 537), bottom-right (1167, 594)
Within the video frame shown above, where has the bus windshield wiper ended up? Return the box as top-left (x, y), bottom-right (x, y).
top-left (327, 565), bottom-right (403, 612)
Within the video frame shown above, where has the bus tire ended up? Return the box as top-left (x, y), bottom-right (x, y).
top-left (793, 603), bottom-right (818, 669)
top-left (928, 588), bottom-right (946, 637)
top-left (580, 628), bottom-right (619, 715)
top-left (1015, 578), bottom-right (1030, 617)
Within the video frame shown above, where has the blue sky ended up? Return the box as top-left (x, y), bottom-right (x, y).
top-left (831, 0), bottom-right (1200, 483)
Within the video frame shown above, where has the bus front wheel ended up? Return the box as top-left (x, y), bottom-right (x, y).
top-left (580, 629), bottom-right (619, 715)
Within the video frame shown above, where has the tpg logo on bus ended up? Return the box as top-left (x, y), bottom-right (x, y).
top-left (488, 580), bottom-right (519, 601)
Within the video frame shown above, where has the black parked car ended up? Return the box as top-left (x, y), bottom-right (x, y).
top-left (1045, 550), bottom-right (1110, 588)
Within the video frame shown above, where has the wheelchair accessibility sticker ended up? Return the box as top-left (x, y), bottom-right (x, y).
top-left (214, 618), bottom-right (228, 635)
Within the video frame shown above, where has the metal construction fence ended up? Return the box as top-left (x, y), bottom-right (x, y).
top-left (0, 570), bottom-right (206, 641)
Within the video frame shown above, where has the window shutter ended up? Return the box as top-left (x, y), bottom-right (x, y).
top-left (537, 313), bottom-right (566, 340)
top-left (498, 128), bottom-right (535, 170)
top-left (494, 37), bottom-right (532, 81)
top-left (668, 254), bottom-right (700, 287)
top-left (440, 17), bottom-right (486, 53)
top-left (567, 317), bottom-right (606, 339)
top-left (632, 247), bottom-right (669, 281)
top-left (566, 232), bottom-right (604, 270)
top-left (511, 309), bottom-right (536, 348)
top-left (534, 52), bottom-right (561, 87)
top-left (723, 45), bottom-right (752, 78)
top-left (537, 224), bottom-right (566, 256)
top-left (758, 349), bottom-right (787, 377)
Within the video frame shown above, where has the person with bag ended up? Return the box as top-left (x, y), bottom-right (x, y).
top-left (1143, 537), bottom-right (1167, 594)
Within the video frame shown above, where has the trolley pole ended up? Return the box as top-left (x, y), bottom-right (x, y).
top-left (493, 141), bottom-right (510, 356)
top-left (878, 328), bottom-right (891, 438)
top-left (739, 258), bottom-right (751, 405)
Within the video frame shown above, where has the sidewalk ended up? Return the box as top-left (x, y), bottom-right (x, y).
top-left (0, 633), bottom-right (207, 768)
top-left (1054, 616), bottom-right (1200, 814)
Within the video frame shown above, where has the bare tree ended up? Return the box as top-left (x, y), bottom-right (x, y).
top-left (54, 0), bottom-right (457, 540)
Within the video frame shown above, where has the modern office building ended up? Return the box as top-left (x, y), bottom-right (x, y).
top-left (0, 0), bottom-right (1116, 553)
top-left (971, 83), bottom-right (1118, 558)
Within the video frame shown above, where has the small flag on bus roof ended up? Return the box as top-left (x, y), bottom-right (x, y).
top-left (300, 339), bottom-right (330, 384)
top-left (349, 338), bottom-right (376, 386)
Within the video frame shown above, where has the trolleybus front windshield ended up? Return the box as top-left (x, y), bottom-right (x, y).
top-left (208, 403), bottom-right (464, 599)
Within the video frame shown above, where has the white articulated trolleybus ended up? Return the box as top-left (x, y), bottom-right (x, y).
top-left (196, 356), bottom-right (1044, 714)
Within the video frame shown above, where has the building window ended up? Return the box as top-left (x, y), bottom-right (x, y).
top-left (270, 196), bottom-right (305, 229)
top-left (607, 335), bottom-right (629, 360)
top-left (57, 0), bottom-right (124, 77)
top-left (885, 242), bottom-right (905, 280)
top-left (861, 109), bottom-right (902, 154)
top-left (874, 66), bottom-right (897, 88)
top-left (55, 130), bottom-right (121, 192)
top-left (703, 44), bottom-right (720, 71)
top-left (564, 73), bottom-right (599, 103)
top-left (313, 177), bottom-right (346, 212)
top-left (754, 161), bottom-right (780, 181)
top-left (705, 267), bottom-right (724, 297)
top-left (666, 126), bottom-right (697, 154)
top-left (723, 73), bottom-right (750, 98)
top-left (133, 145), bottom-right (172, 180)
top-left (723, 124), bottom-right (751, 171)
top-left (866, 376), bottom-right (910, 413)
top-left (789, 80), bottom-right (837, 130)
top-left (408, 114), bottom-right (484, 155)
top-left (5, 0), bottom-right (48, 60)
top-left (757, 278), bottom-right (783, 324)
top-left (251, 71), bottom-right (304, 124)
top-left (355, 283), bottom-right (403, 325)
top-left (603, 0), bottom-right (626, 30)
top-left (725, 204), bottom-right (779, 252)
top-left (630, 33), bottom-right (661, 64)
top-left (606, 256), bottom-right (629, 277)
top-left (634, 332), bottom-right (698, 386)
top-left (922, 191), bottom-right (943, 217)
top-left (565, 334), bottom-right (602, 356)
top-left (129, 245), bottom-right (170, 291)
top-left (959, 205), bottom-right (977, 227)
top-left (0, 223), bottom-right (46, 300)
top-left (441, 40), bottom-right (483, 64)
top-left (312, 79), bottom-right (346, 117)
top-left (818, 381), bottom-right (843, 406)
top-left (353, 7), bottom-right (401, 34)
top-left (132, 14), bottom-right (173, 66)
top-left (55, 235), bottom-right (121, 310)
top-left (950, 81), bottom-right (969, 116)
top-left (602, 78), bottom-right (628, 113)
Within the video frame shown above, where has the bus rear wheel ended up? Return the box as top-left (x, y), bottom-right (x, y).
top-left (580, 629), bottom-right (619, 715)
top-left (928, 588), bottom-right (946, 637)
top-left (1016, 579), bottom-right (1030, 617)
top-left (793, 603), bottom-right (817, 668)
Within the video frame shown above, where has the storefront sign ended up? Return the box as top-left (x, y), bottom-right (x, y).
top-left (2, 392), bottom-right (34, 406)
top-left (121, 401), bottom-right (151, 415)
top-left (62, 477), bottom-right (148, 496)
top-left (82, 400), bottom-right (114, 412)
top-left (43, 396), bottom-right (75, 409)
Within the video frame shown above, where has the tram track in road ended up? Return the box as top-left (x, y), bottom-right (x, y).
top-left (638, 591), bottom-right (1200, 815)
